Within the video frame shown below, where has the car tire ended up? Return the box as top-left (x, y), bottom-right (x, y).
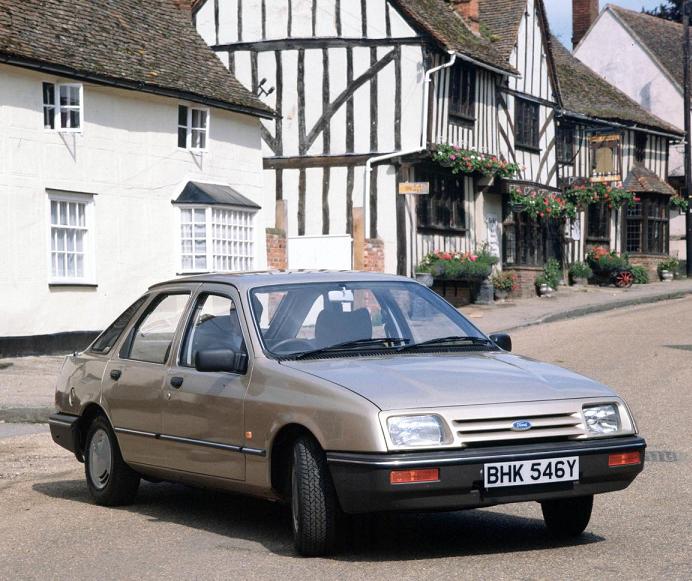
top-left (290, 436), bottom-right (340, 556)
top-left (84, 416), bottom-right (140, 506)
top-left (541, 495), bottom-right (593, 538)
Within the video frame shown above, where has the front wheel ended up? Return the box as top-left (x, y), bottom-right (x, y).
top-left (541, 495), bottom-right (593, 538)
top-left (290, 436), bottom-right (340, 556)
top-left (84, 416), bottom-right (140, 506)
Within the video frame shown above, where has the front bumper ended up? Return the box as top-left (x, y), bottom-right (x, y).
top-left (327, 436), bottom-right (645, 514)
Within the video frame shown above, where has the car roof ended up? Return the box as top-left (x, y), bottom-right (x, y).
top-left (148, 270), bottom-right (413, 292)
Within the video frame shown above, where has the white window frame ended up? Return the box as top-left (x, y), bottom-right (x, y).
top-left (177, 105), bottom-right (210, 152)
top-left (46, 192), bottom-right (96, 285)
top-left (43, 82), bottom-right (84, 133)
top-left (176, 205), bottom-right (256, 274)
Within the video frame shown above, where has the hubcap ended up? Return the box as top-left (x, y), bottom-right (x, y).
top-left (88, 428), bottom-right (112, 490)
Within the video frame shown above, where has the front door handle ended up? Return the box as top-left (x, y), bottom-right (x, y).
top-left (110, 369), bottom-right (122, 381)
top-left (170, 376), bottom-right (184, 389)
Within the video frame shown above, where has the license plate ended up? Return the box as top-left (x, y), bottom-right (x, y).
top-left (483, 456), bottom-right (579, 488)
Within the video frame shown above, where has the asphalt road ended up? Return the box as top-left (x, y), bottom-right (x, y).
top-left (1, 297), bottom-right (690, 580)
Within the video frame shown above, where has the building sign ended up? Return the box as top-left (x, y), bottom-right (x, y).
top-left (589, 134), bottom-right (621, 182)
top-left (398, 182), bottom-right (430, 195)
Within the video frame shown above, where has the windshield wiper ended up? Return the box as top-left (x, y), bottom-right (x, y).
top-left (398, 335), bottom-right (493, 352)
top-left (286, 337), bottom-right (411, 360)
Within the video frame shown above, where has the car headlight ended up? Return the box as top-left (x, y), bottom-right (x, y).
top-left (583, 404), bottom-right (620, 434)
top-left (387, 415), bottom-right (448, 447)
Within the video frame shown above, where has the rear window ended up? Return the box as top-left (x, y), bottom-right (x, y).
top-left (90, 296), bottom-right (148, 354)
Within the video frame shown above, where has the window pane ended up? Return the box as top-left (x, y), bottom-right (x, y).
top-left (191, 109), bottom-right (200, 127)
top-left (68, 86), bottom-right (80, 106)
top-left (127, 294), bottom-right (190, 364)
top-left (43, 83), bottom-right (55, 105)
top-left (178, 105), bottom-right (188, 126)
top-left (43, 107), bottom-right (55, 129)
top-left (181, 224), bottom-right (193, 237)
top-left (181, 294), bottom-right (245, 367)
top-left (68, 203), bottom-right (77, 226)
top-left (178, 127), bottom-right (187, 149)
top-left (59, 85), bottom-right (69, 107)
top-left (51, 201), bottom-right (58, 225)
top-left (91, 296), bottom-right (148, 353)
top-left (69, 110), bottom-right (80, 129)
top-left (180, 208), bottom-right (193, 222)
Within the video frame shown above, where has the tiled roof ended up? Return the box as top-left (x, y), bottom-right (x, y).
top-left (0, 0), bottom-right (273, 118)
top-left (478, 0), bottom-right (528, 59)
top-left (609, 5), bottom-right (684, 89)
top-left (623, 164), bottom-right (676, 195)
top-left (551, 37), bottom-right (682, 136)
top-left (391, 0), bottom-right (518, 74)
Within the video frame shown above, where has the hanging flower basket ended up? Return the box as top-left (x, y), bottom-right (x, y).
top-left (432, 144), bottom-right (521, 179)
top-left (564, 182), bottom-right (636, 211)
top-left (670, 195), bottom-right (689, 213)
top-left (509, 187), bottom-right (577, 220)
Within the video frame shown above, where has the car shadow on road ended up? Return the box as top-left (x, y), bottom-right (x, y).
top-left (33, 479), bottom-right (604, 561)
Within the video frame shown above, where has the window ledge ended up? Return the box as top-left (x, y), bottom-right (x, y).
top-left (49, 282), bottom-right (98, 288)
top-left (418, 226), bottom-right (467, 236)
top-left (449, 113), bottom-right (476, 126)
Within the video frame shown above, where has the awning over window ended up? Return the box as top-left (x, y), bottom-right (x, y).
top-left (173, 182), bottom-right (261, 209)
top-left (623, 165), bottom-right (676, 196)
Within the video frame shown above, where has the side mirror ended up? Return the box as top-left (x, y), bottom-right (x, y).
top-left (195, 349), bottom-right (248, 374)
top-left (489, 333), bottom-right (512, 352)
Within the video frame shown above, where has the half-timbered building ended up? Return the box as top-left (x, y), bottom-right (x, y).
top-left (192, 0), bottom-right (680, 285)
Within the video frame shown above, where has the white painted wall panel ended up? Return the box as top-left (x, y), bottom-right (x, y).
top-left (287, 234), bottom-right (352, 269)
top-left (0, 64), bottom-right (265, 337)
top-left (195, 0), bottom-right (217, 45)
top-left (218, 0), bottom-right (239, 44)
top-left (339, 0), bottom-right (364, 37)
top-left (265, 0), bottom-right (290, 39)
top-left (315, 0), bottom-right (338, 37)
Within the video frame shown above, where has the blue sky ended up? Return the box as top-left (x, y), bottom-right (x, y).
top-left (544, 0), bottom-right (667, 45)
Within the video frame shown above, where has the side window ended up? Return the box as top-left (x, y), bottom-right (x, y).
top-left (181, 294), bottom-right (246, 368)
top-left (90, 296), bottom-right (148, 354)
top-left (123, 294), bottom-right (190, 364)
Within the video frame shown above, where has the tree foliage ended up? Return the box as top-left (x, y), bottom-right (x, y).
top-left (644, 0), bottom-right (682, 21)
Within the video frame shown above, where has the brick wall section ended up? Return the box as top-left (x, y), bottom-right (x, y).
top-left (504, 266), bottom-right (542, 298)
top-left (629, 255), bottom-right (666, 281)
top-left (572, 0), bottom-right (599, 48)
top-left (266, 229), bottom-right (287, 270)
top-left (363, 238), bottom-right (385, 272)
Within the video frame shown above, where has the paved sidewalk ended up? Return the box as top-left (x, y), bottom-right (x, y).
top-left (462, 278), bottom-right (692, 335)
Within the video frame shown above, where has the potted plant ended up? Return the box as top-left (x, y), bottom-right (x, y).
top-left (569, 262), bottom-right (593, 286)
top-left (543, 258), bottom-right (563, 290)
top-left (491, 272), bottom-right (517, 302)
top-left (416, 247), bottom-right (500, 306)
top-left (535, 274), bottom-right (553, 297)
top-left (414, 271), bottom-right (434, 287)
top-left (657, 257), bottom-right (679, 282)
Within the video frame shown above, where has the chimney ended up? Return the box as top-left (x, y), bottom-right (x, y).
top-left (572, 0), bottom-right (599, 49)
top-left (450, 0), bottom-right (480, 34)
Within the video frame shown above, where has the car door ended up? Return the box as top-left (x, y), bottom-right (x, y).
top-left (160, 285), bottom-right (249, 481)
top-left (103, 289), bottom-right (194, 467)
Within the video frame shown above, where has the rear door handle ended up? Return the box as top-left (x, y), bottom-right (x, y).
top-left (110, 369), bottom-right (122, 381)
top-left (170, 376), bottom-right (184, 389)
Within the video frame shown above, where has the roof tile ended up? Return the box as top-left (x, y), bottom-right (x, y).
top-left (0, 0), bottom-right (273, 117)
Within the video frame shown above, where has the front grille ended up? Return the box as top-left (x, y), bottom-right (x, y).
top-left (453, 412), bottom-right (585, 446)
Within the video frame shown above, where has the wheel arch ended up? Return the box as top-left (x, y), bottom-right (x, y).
top-left (76, 402), bottom-right (110, 458)
top-left (269, 423), bottom-right (320, 498)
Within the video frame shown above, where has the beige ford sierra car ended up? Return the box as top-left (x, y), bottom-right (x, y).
top-left (50, 271), bottom-right (645, 556)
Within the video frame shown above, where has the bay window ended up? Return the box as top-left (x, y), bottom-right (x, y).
top-left (625, 195), bottom-right (669, 255)
top-left (178, 206), bottom-right (255, 273)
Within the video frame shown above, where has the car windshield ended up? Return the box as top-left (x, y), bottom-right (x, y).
top-left (249, 281), bottom-right (489, 359)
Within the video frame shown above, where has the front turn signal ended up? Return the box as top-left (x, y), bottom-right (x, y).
top-left (390, 468), bottom-right (439, 484)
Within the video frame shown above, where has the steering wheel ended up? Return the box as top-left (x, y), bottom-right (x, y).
top-left (270, 338), bottom-right (314, 353)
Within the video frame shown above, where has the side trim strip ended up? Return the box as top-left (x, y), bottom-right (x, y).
top-left (158, 434), bottom-right (242, 453)
top-left (113, 427), bottom-right (265, 456)
top-left (114, 427), bottom-right (158, 439)
top-left (326, 439), bottom-right (647, 467)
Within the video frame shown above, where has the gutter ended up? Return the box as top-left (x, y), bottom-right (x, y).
top-left (362, 52), bottom-right (458, 223)
top-left (0, 53), bottom-right (276, 120)
top-left (558, 109), bottom-right (683, 142)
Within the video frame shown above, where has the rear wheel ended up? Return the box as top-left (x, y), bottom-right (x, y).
top-left (84, 416), bottom-right (140, 506)
top-left (541, 495), bottom-right (593, 538)
top-left (290, 436), bottom-right (340, 556)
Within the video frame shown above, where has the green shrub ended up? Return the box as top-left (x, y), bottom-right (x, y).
top-left (569, 262), bottom-right (593, 281)
top-left (543, 258), bottom-right (562, 289)
top-left (492, 271), bottom-right (518, 292)
top-left (657, 256), bottom-right (680, 275)
top-left (630, 265), bottom-right (649, 284)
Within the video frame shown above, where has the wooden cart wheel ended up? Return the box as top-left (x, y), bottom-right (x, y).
top-left (614, 271), bottom-right (634, 288)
